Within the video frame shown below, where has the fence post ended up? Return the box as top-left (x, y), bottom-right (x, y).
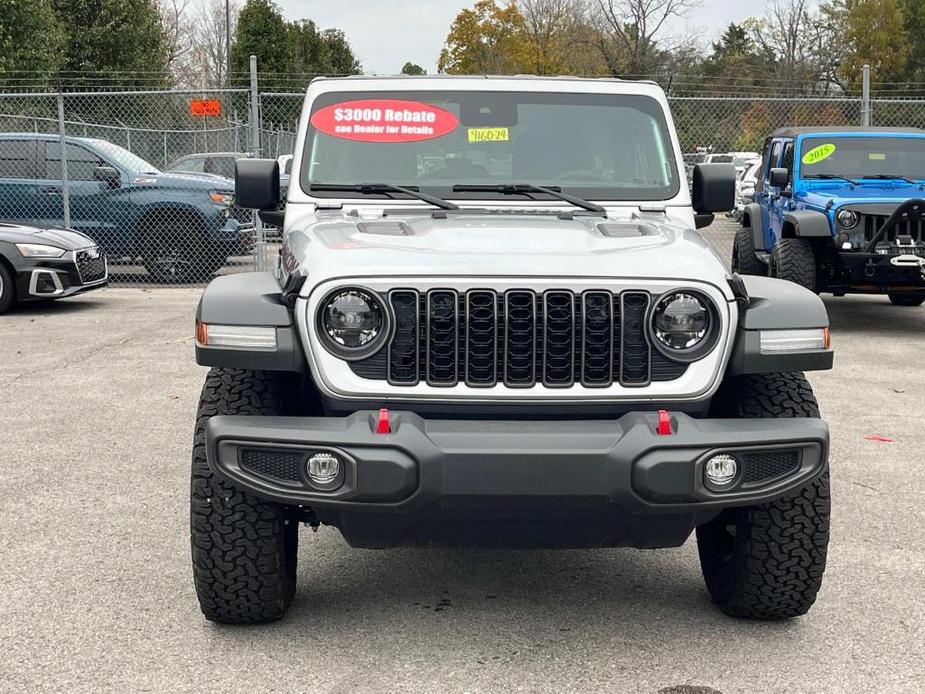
top-left (56, 92), bottom-right (70, 229)
top-left (249, 55), bottom-right (266, 272)
top-left (861, 64), bottom-right (871, 126)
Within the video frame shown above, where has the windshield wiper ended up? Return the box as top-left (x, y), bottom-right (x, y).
top-left (803, 173), bottom-right (859, 185)
top-left (859, 174), bottom-right (923, 185)
top-left (309, 183), bottom-right (458, 210)
top-left (452, 183), bottom-right (606, 214)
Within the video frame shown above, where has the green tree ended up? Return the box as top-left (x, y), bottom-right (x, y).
top-left (230, 0), bottom-right (294, 87)
top-left (0, 0), bottom-right (64, 82)
top-left (900, 0), bottom-right (925, 81)
top-left (318, 28), bottom-right (360, 74)
top-left (838, 0), bottom-right (910, 86)
top-left (290, 21), bottom-right (360, 75)
top-left (51, 0), bottom-right (169, 82)
top-left (401, 62), bottom-right (426, 75)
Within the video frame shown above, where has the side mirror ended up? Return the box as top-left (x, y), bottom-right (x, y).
top-left (692, 163), bottom-right (735, 214)
top-left (93, 165), bottom-right (121, 188)
top-left (235, 158), bottom-right (280, 210)
top-left (769, 167), bottom-right (789, 188)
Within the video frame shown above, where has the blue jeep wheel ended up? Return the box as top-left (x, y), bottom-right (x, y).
top-left (732, 226), bottom-right (766, 276)
top-left (888, 292), bottom-right (925, 307)
top-left (770, 238), bottom-right (816, 293)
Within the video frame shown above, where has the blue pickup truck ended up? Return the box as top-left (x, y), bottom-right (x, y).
top-left (0, 133), bottom-right (250, 283)
top-left (736, 126), bottom-right (925, 306)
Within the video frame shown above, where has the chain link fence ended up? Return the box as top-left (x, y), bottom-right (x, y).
top-left (0, 76), bottom-right (922, 286)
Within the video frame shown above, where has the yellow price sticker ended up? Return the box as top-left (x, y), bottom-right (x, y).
top-left (802, 143), bottom-right (836, 165)
top-left (468, 127), bottom-right (509, 143)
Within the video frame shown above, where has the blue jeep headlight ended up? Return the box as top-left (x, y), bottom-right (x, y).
top-left (836, 209), bottom-right (859, 229)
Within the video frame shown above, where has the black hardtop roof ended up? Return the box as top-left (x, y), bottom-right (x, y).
top-left (771, 126), bottom-right (925, 137)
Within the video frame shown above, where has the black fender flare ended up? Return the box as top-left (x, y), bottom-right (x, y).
top-left (782, 210), bottom-right (832, 238)
top-left (195, 271), bottom-right (306, 373)
top-left (742, 203), bottom-right (765, 251)
top-left (726, 275), bottom-right (833, 376)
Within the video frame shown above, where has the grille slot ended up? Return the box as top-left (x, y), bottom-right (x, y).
top-left (349, 288), bottom-right (690, 387)
top-left (543, 291), bottom-right (575, 387)
top-left (465, 291), bottom-right (497, 386)
top-left (741, 450), bottom-right (801, 485)
top-left (620, 292), bottom-right (651, 386)
top-left (859, 212), bottom-right (924, 244)
top-left (504, 291), bottom-right (537, 387)
top-left (388, 291), bottom-right (419, 384)
top-left (582, 292), bottom-right (613, 386)
top-left (240, 448), bottom-right (303, 483)
top-left (426, 290), bottom-right (458, 385)
top-left (75, 249), bottom-right (106, 283)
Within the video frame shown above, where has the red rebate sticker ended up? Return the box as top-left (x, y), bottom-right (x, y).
top-left (310, 99), bottom-right (459, 142)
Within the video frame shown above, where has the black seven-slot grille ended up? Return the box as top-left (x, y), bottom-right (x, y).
top-left (349, 289), bottom-right (688, 387)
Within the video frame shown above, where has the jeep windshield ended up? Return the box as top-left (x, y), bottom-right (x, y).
top-left (800, 136), bottom-right (925, 182)
top-left (301, 90), bottom-right (680, 202)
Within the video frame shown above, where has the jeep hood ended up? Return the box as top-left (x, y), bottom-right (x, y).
top-left (287, 210), bottom-right (733, 295)
top-left (801, 184), bottom-right (925, 209)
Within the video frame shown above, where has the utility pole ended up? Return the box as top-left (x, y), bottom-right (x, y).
top-left (861, 64), bottom-right (871, 127)
top-left (225, 0), bottom-right (231, 86)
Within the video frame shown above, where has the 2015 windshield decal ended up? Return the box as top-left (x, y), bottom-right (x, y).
top-left (310, 99), bottom-right (459, 142)
top-left (802, 143), bottom-right (836, 165)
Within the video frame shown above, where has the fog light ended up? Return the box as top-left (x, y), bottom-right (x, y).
top-left (704, 454), bottom-right (738, 487)
top-left (307, 452), bottom-right (341, 488)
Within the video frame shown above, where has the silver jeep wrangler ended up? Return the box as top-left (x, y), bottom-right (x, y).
top-left (191, 76), bottom-right (834, 624)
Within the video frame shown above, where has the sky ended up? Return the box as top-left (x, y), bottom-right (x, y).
top-left (275, 0), bottom-right (770, 75)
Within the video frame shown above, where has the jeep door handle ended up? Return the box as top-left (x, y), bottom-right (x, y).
top-left (39, 186), bottom-right (61, 195)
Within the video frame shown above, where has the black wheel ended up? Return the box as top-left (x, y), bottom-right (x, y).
top-left (770, 238), bottom-right (816, 292)
top-left (697, 372), bottom-right (830, 620)
top-left (139, 214), bottom-right (226, 283)
top-left (191, 368), bottom-right (298, 624)
top-left (0, 261), bottom-right (15, 314)
top-left (731, 225), bottom-right (767, 276)
top-left (888, 292), bottom-right (925, 307)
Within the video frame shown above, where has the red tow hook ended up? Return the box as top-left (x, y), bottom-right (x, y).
top-left (656, 409), bottom-right (672, 436)
top-left (376, 408), bottom-right (391, 434)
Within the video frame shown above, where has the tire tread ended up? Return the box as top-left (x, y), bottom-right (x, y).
top-left (190, 368), bottom-right (297, 624)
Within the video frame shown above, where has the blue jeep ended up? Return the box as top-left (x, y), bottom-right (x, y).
top-left (0, 133), bottom-right (250, 283)
top-left (736, 127), bottom-right (925, 306)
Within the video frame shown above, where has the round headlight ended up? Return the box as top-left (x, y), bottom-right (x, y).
top-left (836, 208), bottom-right (859, 230)
top-left (319, 288), bottom-right (388, 357)
top-left (652, 291), bottom-right (715, 358)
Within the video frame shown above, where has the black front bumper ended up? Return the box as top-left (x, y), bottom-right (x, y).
top-left (14, 254), bottom-right (108, 302)
top-left (205, 410), bottom-right (829, 549)
top-left (832, 251), bottom-right (925, 292)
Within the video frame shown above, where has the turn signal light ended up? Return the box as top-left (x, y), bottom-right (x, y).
top-left (196, 322), bottom-right (277, 350)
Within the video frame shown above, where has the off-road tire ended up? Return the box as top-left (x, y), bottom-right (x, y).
top-left (139, 213), bottom-right (226, 284)
top-left (770, 238), bottom-right (816, 292)
top-left (697, 372), bottom-right (830, 620)
top-left (732, 225), bottom-right (767, 276)
top-left (0, 261), bottom-right (15, 314)
top-left (191, 368), bottom-right (298, 624)
top-left (888, 292), bottom-right (925, 307)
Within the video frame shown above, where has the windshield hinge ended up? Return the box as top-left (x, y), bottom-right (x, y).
top-left (637, 204), bottom-right (666, 213)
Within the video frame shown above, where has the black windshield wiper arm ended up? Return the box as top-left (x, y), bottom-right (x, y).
top-left (803, 173), bottom-right (859, 185)
top-left (309, 183), bottom-right (459, 210)
top-left (860, 174), bottom-right (922, 185)
top-left (452, 183), bottom-right (606, 214)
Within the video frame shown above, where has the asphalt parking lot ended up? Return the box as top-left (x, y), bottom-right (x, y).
top-left (1, 221), bottom-right (923, 693)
